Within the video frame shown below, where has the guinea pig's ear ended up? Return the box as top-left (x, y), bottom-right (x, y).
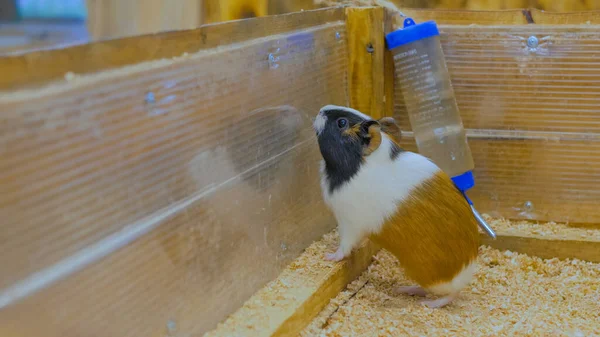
top-left (378, 117), bottom-right (402, 142)
top-left (358, 120), bottom-right (382, 156)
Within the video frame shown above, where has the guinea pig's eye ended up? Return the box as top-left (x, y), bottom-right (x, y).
top-left (337, 118), bottom-right (348, 129)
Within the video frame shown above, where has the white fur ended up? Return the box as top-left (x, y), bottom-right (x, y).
top-left (320, 104), bottom-right (373, 121)
top-left (313, 113), bottom-right (327, 135)
top-left (427, 262), bottom-right (477, 296)
top-left (321, 135), bottom-right (440, 256)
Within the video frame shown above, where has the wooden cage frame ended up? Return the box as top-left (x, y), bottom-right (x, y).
top-left (2, 6), bottom-right (600, 337)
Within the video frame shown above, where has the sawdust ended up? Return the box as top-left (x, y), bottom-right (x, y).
top-left (302, 219), bottom-right (600, 337)
top-left (484, 215), bottom-right (600, 241)
top-left (205, 217), bottom-right (600, 337)
top-left (203, 231), bottom-right (343, 337)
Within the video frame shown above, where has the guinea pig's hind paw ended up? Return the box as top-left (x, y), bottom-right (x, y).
top-left (420, 294), bottom-right (456, 308)
top-left (325, 249), bottom-right (345, 262)
top-left (394, 286), bottom-right (427, 297)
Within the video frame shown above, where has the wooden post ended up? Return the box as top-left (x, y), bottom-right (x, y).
top-left (86, 0), bottom-right (203, 40)
top-left (203, 0), bottom-right (269, 23)
top-left (383, 8), bottom-right (396, 118)
top-left (345, 7), bottom-right (385, 119)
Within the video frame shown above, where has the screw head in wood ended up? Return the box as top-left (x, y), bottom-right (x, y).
top-left (268, 53), bottom-right (279, 69)
top-left (527, 36), bottom-right (539, 49)
top-left (145, 92), bottom-right (155, 104)
top-left (166, 320), bottom-right (176, 333)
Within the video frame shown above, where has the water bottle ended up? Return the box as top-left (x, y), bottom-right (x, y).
top-left (386, 17), bottom-right (496, 239)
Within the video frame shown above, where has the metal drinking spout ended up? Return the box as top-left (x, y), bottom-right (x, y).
top-left (471, 205), bottom-right (496, 239)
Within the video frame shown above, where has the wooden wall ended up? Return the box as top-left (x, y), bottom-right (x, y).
top-left (205, 0), bottom-right (600, 15)
top-left (392, 0), bottom-right (600, 11)
top-left (84, 0), bottom-right (600, 40)
top-left (0, 8), bottom-right (350, 336)
top-left (86, 0), bottom-right (204, 39)
top-left (388, 10), bottom-right (600, 226)
top-left (3, 5), bottom-right (600, 337)
top-left (85, 0), bottom-right (320, 39)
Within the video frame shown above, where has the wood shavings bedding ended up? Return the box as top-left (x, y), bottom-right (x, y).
top-left (203, 231), bottom-right (342, 337)
top-left (205, 216), bottom-right (600, 337)
top-left (302, 244), bottom-right (600, 337)
top-left (484, 215), bottom-right (600, 241)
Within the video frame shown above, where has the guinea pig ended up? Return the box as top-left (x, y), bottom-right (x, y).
top-left (313, 104), bottom-right (480, 308)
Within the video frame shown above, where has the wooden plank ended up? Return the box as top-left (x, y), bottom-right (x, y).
top-left (345, 6), bottom-right (385, 118)
top-left (463, 0), bottom-right (530, 10)
top-left (481, 233), bottom-right (600, 263)
top-left (0, 21), bottom-right (89, 56)
top-left (398, 133), bottom-right (600, 226)
top-left (382, 8), bottom-right (395, 117)
top-left (395, 25), bottom-right (600, 134)
top-left (531, 9), bottom-right (600, 24)
top-left (392, 0), bottom-right (600, 11)
top-left (397, 8), bottom-right (529, 25)
top-left (0, 22), bottom-right (349, 336)
top-left (390, 24), bottom-right (600, 225)
top-left (273, 241), bottom-right (378, 337)
top-left (318, 0), bottom-right (600, 11)
top-left (203, 234), bottom-right (378, 337)
top-left (467, 134), bottom-right (600, 226)
top-left (0, 7), bottom-right (344, 90)
top-left (86, 0), bottom-right (203, 40)
top-left (268, 0), bottom-right (319, 17)
top-left (534, 0), bottom-right (590, 12)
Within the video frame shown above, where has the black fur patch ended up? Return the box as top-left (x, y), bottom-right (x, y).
top-left (320, 132), bottom-right (363, 194)
top-left (390, 142), bottom-right (404, 160)
top-left (325, 159), bottom-right (362, 194)
top-left (316, 108), bottom-right (368, 194)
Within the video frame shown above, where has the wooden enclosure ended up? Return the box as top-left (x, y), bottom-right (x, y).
top-left (2, 4), bottom-right (600, 337)
top-left (83, 0), bottom-right (600, 40)
top-left (0, 8), bottom-right (353, 336)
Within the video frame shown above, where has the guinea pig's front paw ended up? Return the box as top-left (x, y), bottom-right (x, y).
top-left (325, 248), bottom-right (345, 262)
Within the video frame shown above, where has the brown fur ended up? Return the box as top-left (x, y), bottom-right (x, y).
top-left (363, 124), bottom-right (382, 156)
top-left (343, 122), bottom-right (383, 156)
top-left (343, 124), bottom-right (362, 139)
top-left (369, 170), bottom-right (480, 291)
top-left (378, 117), bottom-right (402, 143)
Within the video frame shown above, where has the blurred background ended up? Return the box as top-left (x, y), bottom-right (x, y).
top-left (1, 0), bottom-right (600, 55)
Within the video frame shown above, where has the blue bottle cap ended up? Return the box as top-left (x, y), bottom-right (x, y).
top-left (385, 18), bottom-right (440, 50)
top-left (451, 171), bottom-right (475, 192)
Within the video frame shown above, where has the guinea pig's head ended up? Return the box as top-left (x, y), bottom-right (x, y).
top-left (313, 105), bottom-right (382, 169)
